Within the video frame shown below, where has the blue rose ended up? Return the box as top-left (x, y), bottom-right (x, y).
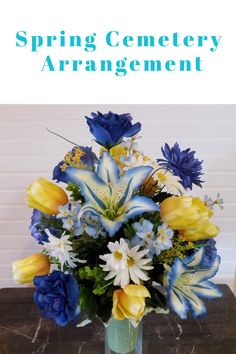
top-left (53, 146), bottom-right (97, 183)
top-left (86, 111), bottom-right (141, 149)
top-left (33, 271), bottom-right (79, 326)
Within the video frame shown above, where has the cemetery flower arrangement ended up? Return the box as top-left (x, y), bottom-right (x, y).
top-left (12, 112), bottom-right (223, 327)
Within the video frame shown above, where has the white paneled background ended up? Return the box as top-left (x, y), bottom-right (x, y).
top-left (0, 105), bottom-right (235, 291)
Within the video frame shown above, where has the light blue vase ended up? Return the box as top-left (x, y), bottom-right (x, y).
top-left (105, 318), bottom-right (142, 354)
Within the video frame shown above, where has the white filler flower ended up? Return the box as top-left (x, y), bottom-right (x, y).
top-left (100, 238), bottom-right (153, 288)
top-left (43, 229), bottom-right (86, 269)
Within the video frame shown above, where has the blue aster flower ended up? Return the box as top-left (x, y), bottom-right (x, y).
top-left (65, 152), bottom-right (159, 237)
top-left (132, 219), bottom-right (155, 254)
top-left (86, 111), bottom-right (141, 149)
top-left (74, 211), bottom-right (105, 238)
top-left (157, 143), bottom-right (203, 189)
top-left (53, 146), bottom-right (98, 183)
top-left (153, 224), bottom-right (174, 256)
top-left (164, 248), bottom-right (222, 319)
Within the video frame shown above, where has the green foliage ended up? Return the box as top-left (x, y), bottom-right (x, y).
top-left (77, 265), bottom-right (114, 323)
top-left (66, 182), bottom-right (85, 202)
top-left (78, 266), bottom-right (113, 296)
top-left (72, 234), bottom-right (108, 267)
top-left (40, 215), bottom-right (63, 231)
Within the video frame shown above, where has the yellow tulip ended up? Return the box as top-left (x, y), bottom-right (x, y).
top-left (12, 253), bottom-right (50, 284)
top-left (26, 177), bottom-right (68, 215)
top-left (160, 196), bottom-right (212, 230)
top-left (180, 220), bottom-right (219, 241)
top-left (112, 285), bottom-right (150, 321)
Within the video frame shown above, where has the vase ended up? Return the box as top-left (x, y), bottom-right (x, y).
top-left (105, 318), bottom-right (142, 354)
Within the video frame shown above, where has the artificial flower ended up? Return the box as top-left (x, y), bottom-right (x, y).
top-left (53, 146), bottom-right (97, 183)
top-left (29, 209), bottom-right (63, 244)
top-left (153, 168), bottom-right (185, 195)
top-left (194, 239), bottom-right (217, 267)
top-left (100, 144), bottom-right (128, 169)
top-left (74, 210), bottom-right (105, 238)
top-left (160, 196), bottom-right (213, 230)
top-left (180, 220), bottom-right (219, 241)
top-left (204, 193), bottom-right (224, 210)
top-left (43, 229), bottom-right (85, 269)
top-left (86, 111), bottom-right (141, 149)
top-left (122, 154), bottom-right (153, 170)
top-left (12, 253), bottom-right (50, 284)
top-left (100, 238), bottom-right (153, 288)
top-left (132, 219), bottom-right (155, 252)
top-left (112, 285), bottom-right (150, 324)
top-left (164, 248), bottom-right (222, 319)
top-left (66, 152), bottom-right (159, 237)
top-left (57, 201), bottom-right (81, 231)
top-left (153, 224), bottom-right (174, 256)
top-left (33, 271), bottom-right (79, 326)
top-left (157, 143), bottom-right (203, 189)
top-left (26, 177), bottom-right (68, 215)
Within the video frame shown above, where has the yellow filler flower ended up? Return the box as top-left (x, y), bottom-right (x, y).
top-left (12, 253), bottom-right (50, 284)
top-left (112, 285), bottom-right (150, 322)
top-left (26, 177), bottom-right (68, 215)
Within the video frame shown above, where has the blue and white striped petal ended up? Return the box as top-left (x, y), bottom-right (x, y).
top-left (165, 248), bottom-right (222, 320)
top-left (97, 152), bottom-right (120, 184)
top-left (124, 195), bottom-right (159, 219)
top-left (169, 287), bottom-right (190, 320)
top-left (65, 167), bottom-right (109, 210)
top-left (184, 247), bottom-right (204, 267)
top-left (118, 166), bottom-right (153, 207)
top-left (191, 280), bottom-right (223, 299)
top-left (99, 216), bottom-right (123, 237)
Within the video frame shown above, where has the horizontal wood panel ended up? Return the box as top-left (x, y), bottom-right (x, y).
top-left (1, 139), bottom-right (236, 157)
top-left (1, 104), bottom-right (236, 122)
top-left (0, 156), bottom-right (235, 172)
top-left (1, 121), bottom-right (236, 139)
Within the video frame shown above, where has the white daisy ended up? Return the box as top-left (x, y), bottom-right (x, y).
top-left (100, 238), bottom-right (153, 288)
top-left (43, 229), bottom-right (86, 269)
top-left (153, 168), bottom-right (185, 195)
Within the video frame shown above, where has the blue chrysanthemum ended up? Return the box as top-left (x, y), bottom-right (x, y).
top-left (157, 143), bottom-right (203, 189)
top-left (53, 146), bottom-right (98, 183)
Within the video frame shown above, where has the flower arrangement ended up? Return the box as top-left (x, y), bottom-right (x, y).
top-left (12, 112), bottom-right (223, 332)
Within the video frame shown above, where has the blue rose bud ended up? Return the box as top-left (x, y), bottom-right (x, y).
top-left (33, 271), bottom-right (79, 326)
top-left (86, 111), bottom-right (141, 149)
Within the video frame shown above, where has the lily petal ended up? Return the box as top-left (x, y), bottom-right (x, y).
top-left (97, 152), bottom-right (120, 184)
top-left (100, 215), bottom-right (123, 237)
top-left (65, 167), bottom-right (109, 210)
top-left (191, 280), bottom-right (223, 299)
top-left (125, 195), bottom-right (159, 219)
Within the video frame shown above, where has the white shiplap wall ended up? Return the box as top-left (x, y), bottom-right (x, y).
top-left (0, 105), bottom-right (236, 290)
